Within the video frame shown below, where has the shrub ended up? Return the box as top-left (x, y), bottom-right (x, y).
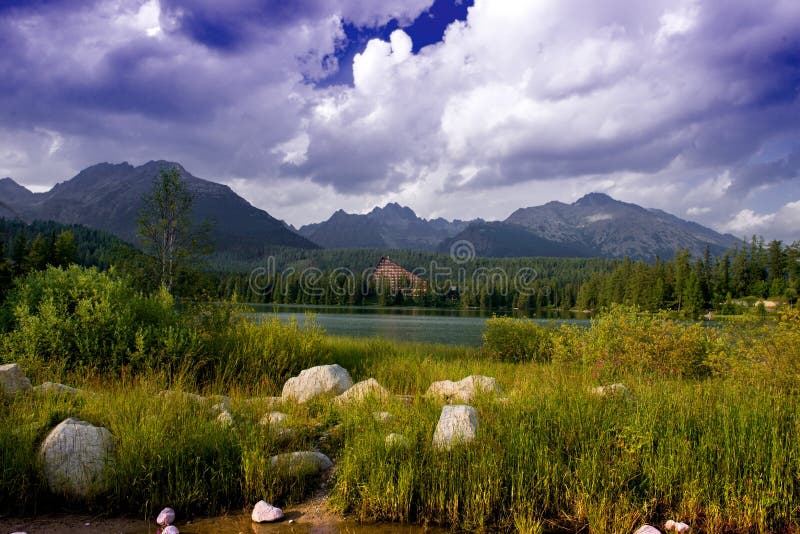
top-left (569, 305), bottom-right (721, 380)
top-left (1, 266), bottom-right (176, 376)
top-left (482, 316), bottom-right (553, 363)
top-left (710, 308), bottom-right (800, 391)
top-left (0, 266), bottom-right (328, 390)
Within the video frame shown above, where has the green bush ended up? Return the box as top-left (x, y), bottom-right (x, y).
top-left (482, 316), bottom-right (553, 363)
top-left (710, 308), bottom-right (800, 391)
top-left (1, 266), bottom-right (176, 376)
top-left (0, 266), bottom-right (328, 390)
top-left (574, 305), bottom-right (721, 380)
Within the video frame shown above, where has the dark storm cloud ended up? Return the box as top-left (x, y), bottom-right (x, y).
top-left (0, 0), bottom-right (799, 237)
top-left (729, 149), bottom-right (800, 194)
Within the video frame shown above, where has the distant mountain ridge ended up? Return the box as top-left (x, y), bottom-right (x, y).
top-left (298, 202), bottom-right (470, 251)
top-left (498, 192), bottom-right (741, 260)
top-left (301, 193), bottom-right (740, 260)
top-left (1, 161), bottom-right (742, 261)
top-left (1, 161), bottom-right (318, 256)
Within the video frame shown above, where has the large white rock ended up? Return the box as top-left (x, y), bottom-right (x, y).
top-left (634, 526), bottom-right (662, 534)
top-left (426, 376), bottom-right (501, 403)
top-left (39, 418), bottom-right (115, 498)
top-left (251, 500), bottom-right (284, 523)
top-left (281, 364), bottom-right (353, 403)
top-left (270, 451), bottom-right (333, 476)
top-left (0, 363), bottom-right (32, 395)
top-left (432, 405), bottom-right (479, 450)
top-left (335, 378), bottom-right (389, 403)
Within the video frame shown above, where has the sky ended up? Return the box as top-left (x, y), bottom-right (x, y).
top-left (0, 0), bottom-right (799, 241)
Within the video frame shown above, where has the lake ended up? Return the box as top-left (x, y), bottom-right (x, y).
top-left (249, 304), bottom-right (591, 346)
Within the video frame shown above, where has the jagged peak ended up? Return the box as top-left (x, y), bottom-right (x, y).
top-left (369, 202), bottom-right (418, 219)
top-left (574, 192), bottom-right (616, 205)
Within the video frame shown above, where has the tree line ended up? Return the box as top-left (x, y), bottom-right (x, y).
top-left (2, 165), bottom-right (797, 318)
top-left (576, 238), bottom-right (800, 316)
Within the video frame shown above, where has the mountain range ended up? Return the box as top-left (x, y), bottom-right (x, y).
top-left (1, 161), bottom-right (317, 256)
top-left (0, 161), bottom-right (741, 261)
top-left (298, 203), bottom-right (471, 250)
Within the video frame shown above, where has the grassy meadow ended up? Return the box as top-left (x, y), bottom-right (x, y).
top-left (1, 266), bottom-right (799, 533)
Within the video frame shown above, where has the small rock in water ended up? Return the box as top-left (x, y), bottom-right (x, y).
top-left (157, 507), bottom-right (176, 526)
top-left (634, 525), bottom-right (662, 534)
top-left (252, 500), bottom-right (284, 523)
top-left (162, 526), bottom-right (180, 534)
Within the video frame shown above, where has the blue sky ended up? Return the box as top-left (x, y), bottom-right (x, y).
top-left (0, 0), bottom-right (799, 241)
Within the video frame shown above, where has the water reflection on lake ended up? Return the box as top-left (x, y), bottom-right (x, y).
top-left (250, 304), bottom-right (591, 346)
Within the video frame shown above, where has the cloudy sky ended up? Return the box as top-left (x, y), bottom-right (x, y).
top-left (1, 0), bottom-right (799, 241)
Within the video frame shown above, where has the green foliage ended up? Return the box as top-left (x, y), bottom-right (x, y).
top-left (1, 266), bottom-right (326, 389)
top-left (1, 266), bottom-right (176, 375)
top-left (709, 308), bottom-right (800, 391)
top-left (2, 297), bottom-right (800, 531)
top-left (482, 316), bottom-right (553, 363)
top-left (136, 166), bottom-right (212, 294)
top-left (575, 305), bottom-right (720, 379)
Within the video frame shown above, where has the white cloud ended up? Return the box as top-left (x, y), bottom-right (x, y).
top-left (687, 206), bottom-right (712, 216)
top-left (721, 202), bottom-right (800, 241)
top-left (3, 0), bottom-right (800, 242)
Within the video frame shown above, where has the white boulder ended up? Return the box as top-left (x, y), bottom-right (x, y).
top-left (0, 363), bottom-right (32, 395)
top-left (432, 405), bottom-right (479, 450)
top-left (282, 364), bottom-right (353, 403)
top-left (426, 376), bottom-right (501, 403)
top-left (270, 451), bottom-right (333, 476)
top-left (335, 378), bottom-right (389, 403)
top-left (157, 507), bottom-right (176, 526)
top-left (634, 526), bottom-right (662, 534)
top-left (251, 500), bottom-right (284, 523)
top-left (40, 418), bottom-right (115, 498)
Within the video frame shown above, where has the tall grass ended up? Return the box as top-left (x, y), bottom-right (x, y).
top-left (2, 267), bottom-right (799, 531)
top-left (329, 369), bottom-right (800, 533)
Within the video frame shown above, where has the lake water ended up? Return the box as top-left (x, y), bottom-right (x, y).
top-left (250, 304), bottom-right (590, 346)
